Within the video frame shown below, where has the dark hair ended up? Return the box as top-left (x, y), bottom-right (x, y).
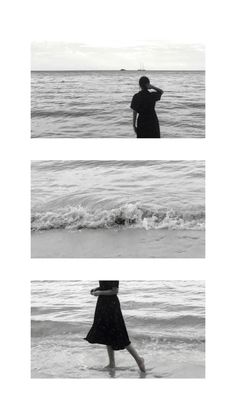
top-left (139, 76), bottom-right (150, 89)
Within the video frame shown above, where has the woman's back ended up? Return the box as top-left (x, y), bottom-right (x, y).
top-left (131, 90), bottom-right (161, 119)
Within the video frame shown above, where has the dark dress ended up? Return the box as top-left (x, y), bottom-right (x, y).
top-left (130, 90), bottom-right (161, 138)
top-left (85, 281), bottom-right (131, 350)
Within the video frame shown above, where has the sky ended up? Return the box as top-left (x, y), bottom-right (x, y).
top-left (31, 41), bottom-right (205, 71)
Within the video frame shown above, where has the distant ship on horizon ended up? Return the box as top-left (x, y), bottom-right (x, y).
top-left (137, 63), bottom-right (146, 71)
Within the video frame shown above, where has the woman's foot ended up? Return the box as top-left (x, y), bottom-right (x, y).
top-left (104, 364), bottom-right (115, 370)
top-left (137, 357), bottom-right (146, 373)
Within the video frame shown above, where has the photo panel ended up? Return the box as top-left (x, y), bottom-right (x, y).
top-left (31, 279), bottom-right (205, 379)
top-left (31, 160), bottom-right (205, 258)
top-left (31, 41), bottom-right (205, 139)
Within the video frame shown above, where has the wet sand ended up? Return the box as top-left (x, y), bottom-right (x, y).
top-left (31, 228), bottom-right (205, 258)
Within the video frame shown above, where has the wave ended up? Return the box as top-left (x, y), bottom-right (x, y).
top-left (31, 109), bottom-right (95, 118)
top-left (31, 104), bottom-right (204, 119)
top-left (31, 320), bottom-right (204, 345)
top-left (31, 320), bottom-right (81, 337)
top-left (128, 314), bottom-right (205, 328)
top-left (133, 332), bottom-right (205, 345)
top-left (31, 203), bottom-right (205, 231)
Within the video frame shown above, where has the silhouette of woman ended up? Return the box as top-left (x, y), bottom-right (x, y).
top-left (85, 281), bottom-right (145, 373)
top-left (131, 76), bottom-right (164, 138)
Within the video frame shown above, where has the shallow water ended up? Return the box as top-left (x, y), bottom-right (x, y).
top-left (31, 71), bottom-right (205, 138)
top-left (31, 281), bottom-right (205, 378)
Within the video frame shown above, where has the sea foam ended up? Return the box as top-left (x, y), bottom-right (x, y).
top-left (31, 203), bottom-right (205, 231)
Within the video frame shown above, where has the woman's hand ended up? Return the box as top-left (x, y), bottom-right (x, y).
top-left (91, 290), bottom-right (100, 296)
top-left (147, 83), bottom-right (164, 95)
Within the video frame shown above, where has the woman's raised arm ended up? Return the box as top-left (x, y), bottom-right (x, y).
top-left (148, 84), bottom-right (164, 95)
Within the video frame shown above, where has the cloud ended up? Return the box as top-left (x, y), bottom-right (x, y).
top-left (31, 41), bottom-right (205, 70)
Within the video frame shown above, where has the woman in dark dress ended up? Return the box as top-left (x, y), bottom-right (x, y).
top-left (131, 76), bottom-right (164, 138)
top-left (85, 281), bottom-right (145, 372)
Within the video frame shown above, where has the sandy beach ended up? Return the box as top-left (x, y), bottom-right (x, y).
top-left (31, 228), bottom-right (205, 258)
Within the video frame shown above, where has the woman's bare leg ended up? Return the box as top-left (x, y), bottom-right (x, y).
top-left (126, 344), bottom-right (145, 372)
top-left (105, 345), bottom-right (115, 369)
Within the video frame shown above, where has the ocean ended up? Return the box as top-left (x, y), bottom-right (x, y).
top-left (31, 280), bottom-right (205, 378)
top-left (31, 70), bottom-right (205, 138)
top-left (31, 160), bottom-right (205, 258)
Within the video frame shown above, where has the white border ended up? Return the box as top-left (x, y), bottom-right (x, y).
top-left (3, 0), bottom-right (236, 418)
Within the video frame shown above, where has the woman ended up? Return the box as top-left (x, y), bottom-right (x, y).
top-left (85, 281), bottom-right (145, 373)
top-left (131, 76), bottom-right (164, 138)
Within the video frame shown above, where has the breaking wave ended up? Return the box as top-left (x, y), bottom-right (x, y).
top-left (31, 203), bottom-right (205, 231)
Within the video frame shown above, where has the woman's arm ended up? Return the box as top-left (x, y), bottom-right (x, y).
top-left (133, 110), bottom-right (137, 134)
top-left (148, 84), bottom-right (164, 95)
top-left (90, 287), bottom-right (100, 295)
top-left (92, 287), bottom-right (118, 296)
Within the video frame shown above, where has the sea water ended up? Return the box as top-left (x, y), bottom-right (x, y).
top-left (31, 70), bottom-right (205, 138)
top-left (31, 160), bottom-right (205, 258)
top-left (31, 280), bottom-right (205, 378)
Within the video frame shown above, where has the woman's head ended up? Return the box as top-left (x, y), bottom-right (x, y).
top-left (139, 76), bottom-right (150, 90)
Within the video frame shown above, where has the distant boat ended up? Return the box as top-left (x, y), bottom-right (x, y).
top-left (137, 63), bottom-right (146, 71)
top-left (120, 68), bottom-right (126, 71)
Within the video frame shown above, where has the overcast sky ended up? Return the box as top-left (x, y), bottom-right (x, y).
top-left (31, 41), bottom-right (205, 71)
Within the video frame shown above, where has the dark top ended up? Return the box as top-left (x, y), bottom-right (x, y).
top-left (130, 90), bottom-right (161, 138)
top-left (98, 281), bottom-right (119, 290)
top-left (131, 90), bottom-right (161, 115)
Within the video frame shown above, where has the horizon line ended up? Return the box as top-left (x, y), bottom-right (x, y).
top-left (31, 69), bottom-right (205, 72)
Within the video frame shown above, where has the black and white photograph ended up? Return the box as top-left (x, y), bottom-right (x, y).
top-left (31, 160), bottom-right (205, 258)
top-left (4, 0), bottom-right (236, 417)
top-left (31, 41), bottom-right (205, 139)
top-left (31, 280), bottom-right (205, 379)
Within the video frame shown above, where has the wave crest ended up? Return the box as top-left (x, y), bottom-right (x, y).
top-left (31, 203), bottom-right (205, 231)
